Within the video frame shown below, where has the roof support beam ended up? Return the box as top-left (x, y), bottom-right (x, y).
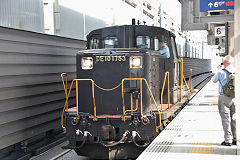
top-left (180, 0), bottom-right (234, 31)
top-left (193, 15), bottom-right (234, 24)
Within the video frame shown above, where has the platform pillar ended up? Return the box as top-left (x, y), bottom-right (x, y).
top-left (234, 0), bottom-right (240, 155)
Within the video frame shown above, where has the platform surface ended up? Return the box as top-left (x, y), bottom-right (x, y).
top-left (137, 81), bottom-right (239, 160)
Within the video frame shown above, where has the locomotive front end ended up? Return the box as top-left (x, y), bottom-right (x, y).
top-left (62, 48), bottom-right (160, 159)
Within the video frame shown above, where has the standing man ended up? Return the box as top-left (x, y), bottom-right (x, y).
top-left (158, 41), bottom-right (170, 58)
top-left (212, 55), bottom-right (236, 146)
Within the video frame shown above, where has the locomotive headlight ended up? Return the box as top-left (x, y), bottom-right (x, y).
top-left (81, 57), bottom-right (93, 70)
top-left (130, 56), bottom-right (142, 68)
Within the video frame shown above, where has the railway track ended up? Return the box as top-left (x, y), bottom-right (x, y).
top-left (28, 139), bottom-right (90, 160)
top-left (50, 149), bottom-right (72, 160)
top-left (30, 141), bottom-right (75, 160)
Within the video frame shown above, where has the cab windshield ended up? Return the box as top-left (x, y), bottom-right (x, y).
top-left (104, 37), bottom-right (118, 48)
top-left (136, 36), bottom-right (150, 49)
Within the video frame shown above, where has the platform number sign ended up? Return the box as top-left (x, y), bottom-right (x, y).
top-left (215, 26), bottom-right (225, 37)
top-left (200, 0), bottom-right (234, 12)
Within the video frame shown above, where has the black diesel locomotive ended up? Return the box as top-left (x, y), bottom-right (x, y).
top-left (61, 25), bottom-right (211, 159)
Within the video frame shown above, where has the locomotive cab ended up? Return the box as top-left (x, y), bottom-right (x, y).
top-left (85, 25), bottom-right (180, 103)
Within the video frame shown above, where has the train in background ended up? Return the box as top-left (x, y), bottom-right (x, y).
top-left (61, 24), bottom-right (212, 159)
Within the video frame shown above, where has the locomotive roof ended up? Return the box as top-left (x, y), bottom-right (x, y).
top-left (87, 25), bottom-right (176, 38)
top-left (78, 48), bottom-right (147, 54)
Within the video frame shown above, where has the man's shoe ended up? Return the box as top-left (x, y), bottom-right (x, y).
top-left (221, 141), bottom-right (232, 146)
top-left (232, 141), bottom-right (237, 145)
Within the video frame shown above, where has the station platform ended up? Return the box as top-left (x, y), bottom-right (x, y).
top-left (137, 81), bottom-right (239, 160)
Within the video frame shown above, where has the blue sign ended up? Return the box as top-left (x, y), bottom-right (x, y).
top-left (200, 0), bottom-right (234, 12)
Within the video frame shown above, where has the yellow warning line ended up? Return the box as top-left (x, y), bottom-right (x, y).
top-left (210, 103), bottom-right (218, 105)
top-left (189, 143), bottom-right (214, 154)
top-left (192, 143), bottom-right (215, 145)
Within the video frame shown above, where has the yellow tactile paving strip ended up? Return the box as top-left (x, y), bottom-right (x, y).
top-left (189, 143), bottom-right (214, 154)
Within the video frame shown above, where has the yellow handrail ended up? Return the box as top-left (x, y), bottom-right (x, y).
top-left (60, 78), bottom-right (76, 131)
top-left (121, 78), bottom-right (142, 120)
top-left (61, 76), bottom-right (166, 133)
top-left (183, 75), bottom-right (189, 91)
top-left (176, 61), bottom-right (180, 102)
top-left (179, 58), bottom-right (193, 100)
top-left (61, 73), bottom-right (68, 132)
top-left (60, 78), bottom-right (98, 131)
top-left (180, 58), bottom-right (184, 101)
top-left (61, 73), bottom-right (68, 97)
top-left (94, 82), bottom-right (122, 91)
top-left (61, 77), bottom-right (124, 129)
top-left (131, 93), bottom-right (133, 115)
top-left (140, 79), bottom-right (143, 117)
top-left (127, 93), bottom-right (139, 116)
top-left (61, 73), bottom-right (68, 110)
top-left (121, 78), bottom-right (164, 133)
top-left (121, 78), bottom-right (161, 121)
top-left (182, 69), bottom-right (193, 93)
top-left (161, 72), bottom-right (170, 110)
top-left (124, 98), bottom-right (139, 115)
top-left (76, 80), bottom-right (78, 116)
top-left (189, 69), bottom-right (192, 92)
top-left (142, 79), bottom-right (165, 133)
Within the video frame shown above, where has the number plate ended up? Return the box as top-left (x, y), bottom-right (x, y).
top-left (96, 56), bottom-right (126, 62)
